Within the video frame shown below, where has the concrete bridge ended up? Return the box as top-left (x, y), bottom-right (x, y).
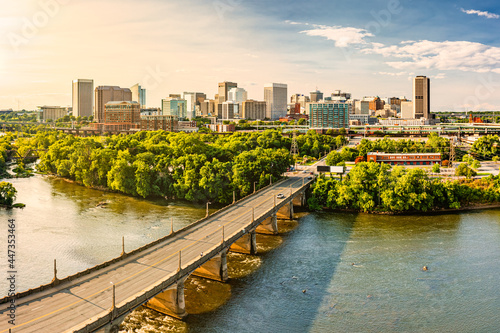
top-left (0, 173), bottom-right (313, 333)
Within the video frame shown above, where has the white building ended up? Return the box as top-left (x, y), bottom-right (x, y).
top-left (354, 100), bottom-right (370, 115)
top-left (228, 87), bottom-right (248, 104)
top-left (72, 79), bottom-right (94, 118)
top-left (401, 101), bottom-right (414, 119)
top-left (264, 83), bottom-right (287, 120)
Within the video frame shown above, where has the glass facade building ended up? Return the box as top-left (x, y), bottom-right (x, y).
top-left (309, 102), bottom-right (349, 129)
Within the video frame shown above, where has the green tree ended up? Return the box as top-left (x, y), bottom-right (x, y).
top-left (0, 182), bottom-right (17, 206)
top-left (432, 163), bottom-right (441, 173)
top-left (455, 163), bottom-right (477, 178)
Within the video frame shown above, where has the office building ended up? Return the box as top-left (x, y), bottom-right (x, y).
top-left (140, 115), bottom-right (178, 132)
top-left (37, 106), bottom-right (68, 121)
top-left (162, 98), bottom-right (187, 118)
top-left (183, 92), bottom-right (207, 119)
top-left (413, 76), bottom-right (430, 119)
top-left (72, 79), bottom-right (94, 118)
top-left (228, 88), bottom-right (247, 103)
top-left (130, 84), bottom-right (146, 108)
top-left (401, 101), bottom-right (414, 119)
top-left (242, 100), bottom-right (266, 120)
top-left (201, 100), bottom-right (216, 116)
top-left (369, 97), bottom-right (385, 112)
top-left (310, 90), bottom-right (323, 102)
top-left (290, 94), bottom-right (310, 112)
top-left (218, 81), bottom-right (238, 103)
top-left (90, 101), bottom-right (141, 132)
top-left (331, 90), bottom-right (351, 101)
top-left (309, 102), bottom-right (349, 129)
top-left (222, 101), bottom-right (238, 119)
top-left (354, 100), bottom-right (370, 115)
top-left (264, 83), bottom-right (288, 120)
top-left (94, 86), bottom-right (132, 123)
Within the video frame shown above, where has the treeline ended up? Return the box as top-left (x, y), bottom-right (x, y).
top-left (308, 162), bottom-right (500, 213)
top-left (27, 130), bottom-right (343, 204)
top-left (326, 134), bottom-right (450, 166)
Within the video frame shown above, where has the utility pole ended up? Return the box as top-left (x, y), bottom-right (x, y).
top-left (449, 140), bottom-right (456, 168)
top-left (290, 131), bottom-right (299, 170)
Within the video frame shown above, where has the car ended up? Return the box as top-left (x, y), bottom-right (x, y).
top-left (277, 193), bottom-right (285, 199)
top-left (307, 176), bottom-right (313, 180)
top-left (302, 170), bottom-right (308, 173)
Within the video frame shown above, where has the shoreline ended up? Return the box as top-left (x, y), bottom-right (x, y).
top-left (318, 203), bottom-right (500, 216)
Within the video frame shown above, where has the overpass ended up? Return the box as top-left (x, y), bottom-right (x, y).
top-left (0, 174), bottom-right (313, 333)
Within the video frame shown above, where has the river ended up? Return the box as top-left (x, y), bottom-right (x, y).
top-left (1, 174), bottom-right (499, 332)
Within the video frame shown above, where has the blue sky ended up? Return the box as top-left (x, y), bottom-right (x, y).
top-left (1, 0), bottom-right (500, 111)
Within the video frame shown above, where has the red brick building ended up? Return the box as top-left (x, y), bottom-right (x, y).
top-left (367, 152), bottom-right (441, 166)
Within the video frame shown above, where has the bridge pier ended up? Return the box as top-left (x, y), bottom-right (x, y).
top-left (292, 192), bottom-right (306, 207)
top-left (192, 249), bottom-right (228, 282)
top-left (230, 230), bottom-right (258, 254)
top-left (145, 276), bottom-right (188, 320)
top-left (277, 202), bottom-right (294, 220)
top-left (256, 214), bottom-right (278, 235)
top-left (94, 312), bottom-right (129, 333)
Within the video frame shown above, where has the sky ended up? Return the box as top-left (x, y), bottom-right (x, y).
top-left (1, 0), bottom-right (500, 111)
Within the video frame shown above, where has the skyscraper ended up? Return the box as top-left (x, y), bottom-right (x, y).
top-left (310, 90), bottom-right (323, 102)
top-left (72, 79), bottom-right (94, 118)
top-left (264, 83), bottom-right (287, 120)
top-left (130, 84), bottom-right (146, 108)
top-left (218, 81), bottom-right (238, 103)
top-left (413, 76), bottom-right (430, 119)
top-left (94, 86), bottom-right (132, 123)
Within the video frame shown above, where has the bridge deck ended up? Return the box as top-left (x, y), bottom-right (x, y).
top-left (0, 175), bottom-right (311, 333)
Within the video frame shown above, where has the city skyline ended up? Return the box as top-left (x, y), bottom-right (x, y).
top-left (1, 0), bottom-right (500, 111)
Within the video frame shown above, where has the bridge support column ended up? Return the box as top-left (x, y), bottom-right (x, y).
top-left (230, 231), bottom-right (257, 254)
top-left (192, 249), bottom-right (228, 282)
top-left (277, 202), bottom-right (294, 220)
top-left (145, 276), bottom-right (188, 320)
top-left (256, 214), bottom-right (278, 235)
top-left (292, 192), bottom-right (305, 207)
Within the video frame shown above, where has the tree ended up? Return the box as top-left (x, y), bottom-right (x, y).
top-left (0, 182), bottom-right (17, 206)
top-left (297, 118), bottom-right (306, 125)
top-left (432, 163), bottom-right (440, 173)
top-left (455, 163), bottom-right (477, 178)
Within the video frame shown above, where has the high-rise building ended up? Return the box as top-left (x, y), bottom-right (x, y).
top-left (332, 90), bottom-right (351, 101)
top-left (94, 86), bottom-right (132, 123)
top-left (218, 81), bottom-right (238, 103)
top-left (369, 97), bottom-right (385, 112)
top-left (290, 94), bottom-right (310, 113)
top-left (242, 100), bottom-right (267, 120)
top-left (37, 106), bottom-right (68, 121)
top-left (310, 90), bottom-right (323, 102)
top-left (130, 84), bottom-right (146, 108)
top-left (162, 98), bottom-right (187, 118)
top-left (183, 92), bottom-right (206, 119)
top-left (401, 101), bottom-right (414, 119)
top-left (354, 101), bottom-right (370, 115)
top-left (264, 83), bottom-right (287, 120)
top-left (200, 100), bottom-right (216, 116)
top-left (222, 101), bottom-right (238, 119)
top-left (72, 79), bottom-right (94, 118)
top-left (413, 76), bottom-right (430, 119)
top-left (309, 102), bottom-right (349, 129)
top-left (228, 88), bottom-right (248, 103)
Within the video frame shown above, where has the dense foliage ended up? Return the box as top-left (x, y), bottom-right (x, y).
top-left (470, 135), bottom-right (500, 159)
top-left (33, 130), bottom-right (345, 204)
top-left (325, 134), bottom-right (450, 166)
top-left (0, 182), bottom-right (17, 206)
top-left (308, 162), bottom-right (500, 213)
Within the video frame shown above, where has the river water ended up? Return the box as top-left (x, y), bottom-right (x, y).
top-left (1, 175), bottom-right (499, 332)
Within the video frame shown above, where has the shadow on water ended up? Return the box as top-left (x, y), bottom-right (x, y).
top-left (184, 211), bottom-right (358, 333)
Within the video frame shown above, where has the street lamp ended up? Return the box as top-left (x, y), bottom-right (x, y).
top-left (206, 201), bottom-right (211, 217)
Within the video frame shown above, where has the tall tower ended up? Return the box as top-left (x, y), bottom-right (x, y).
top-left (413, 76), bottom-right (430, 119)
top-left (264, 83), bottom-right (288, 120)
top-left (218, 81), bottom-right (238, 103)
top-left (72, 79), bottom-right (94, 118)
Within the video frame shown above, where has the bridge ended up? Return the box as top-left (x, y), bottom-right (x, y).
top-left (0, 173), bottom-right (313, 333)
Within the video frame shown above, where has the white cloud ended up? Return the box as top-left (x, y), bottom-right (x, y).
top-left (363, 40), bottom-right (500, 74)
top-left (376, 71), bottom-right (412, 76)
top-left (461, 8), bottom-right (500, 19)
top-left (300, 25), bottom-right (373, 48)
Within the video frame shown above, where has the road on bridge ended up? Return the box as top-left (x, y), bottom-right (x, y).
top-left (0, 173), bottom-right (313, 333)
